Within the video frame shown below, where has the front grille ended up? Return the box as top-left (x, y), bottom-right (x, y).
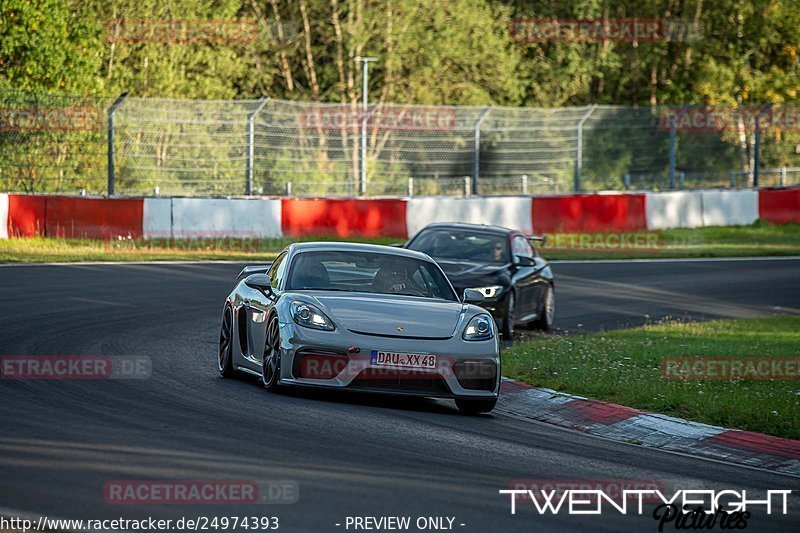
top-left (453, 360), bottom-right (497, 392)
top-left (292, 349), bottom-right (349, 379)
top-left (349, 368), bottom-right (451, 395)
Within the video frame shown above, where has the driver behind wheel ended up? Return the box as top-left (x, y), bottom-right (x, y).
top-left (372, 264), bottom-right (413, 294)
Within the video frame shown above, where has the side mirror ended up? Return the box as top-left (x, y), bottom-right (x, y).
top-left (513, 256), bottom-right (537, 267)
top-left (244, 273), bottom-right (272, 295)
top-left (463, 288), bottom-right (485, 304)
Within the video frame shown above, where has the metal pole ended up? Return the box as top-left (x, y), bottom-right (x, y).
top-left (574, 104), bottom-right (597, 192)
top-left (780, 167), bottom-right (787, 187)
top-left (668, 105), bottom-right (688, 190)
top-left (472, 107), bottom-right (492, 195)
top-left (753, 104), bottom-right (773, 188)
top-left (521, 174), bottom-right (528, 195)
top-left (246, 98), bottom-right (269, 196)
top-left (407, 177), bottom-right (414, 197)
top-left (356, 57), bottom-right (377, 196)
top-left (107, 92), bottom-right (129, 196)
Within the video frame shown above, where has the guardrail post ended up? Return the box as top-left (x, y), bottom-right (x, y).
top-left (464, 176), bottom-right (471, 197)
top-left (521, 174), bottom-right (528, 194)
top-left (107, 92), bottom-right (129, 196)
top-left (407, 177), bottom-right (414, 197)
top-left (753, 103), bottom-right (773, 188)
top-left (472, 107), bottom-right (492, 195)
top-left (574, 104), bottom-right (597, 192)
top-left (285, 181), bottom-right (292, 196)
top-left (780, 166), bottom-right (786, 187)
top-left (246, 98), bottom-right (269, 196)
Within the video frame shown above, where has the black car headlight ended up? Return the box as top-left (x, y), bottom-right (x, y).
top-left (469, 285), bottom-right (504, 299)
top-left (463, 313), bottom-right (494, 341)
top-left (291, 302), bottom-right (335, 331)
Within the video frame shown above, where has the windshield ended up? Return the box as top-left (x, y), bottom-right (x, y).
top-left (408, 229), bottom-right (510, 264)
top-left (286, 250), bottom-right (459, 301)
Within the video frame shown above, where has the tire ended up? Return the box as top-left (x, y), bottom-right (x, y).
top-left (500, 291), bottom-right (516, 339)
top-left (262, 315), bottom-right (282, 392)
top-left (455, 397), bottom-right (497, 415)
top-left (218, 305), bottom-right (236, 377)
top-left (532, 284), bottom-right (555, 331)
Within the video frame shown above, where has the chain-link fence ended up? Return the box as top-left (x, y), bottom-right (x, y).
top-left (2, 89), bottom-right (799, 196)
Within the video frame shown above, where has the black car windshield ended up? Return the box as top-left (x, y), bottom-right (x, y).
top-left (408, 229), bottom-right (510, 264)
top-left (286, 250), bottom-right (459, 301)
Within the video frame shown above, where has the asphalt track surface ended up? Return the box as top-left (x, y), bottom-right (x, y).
top-left (1, 258), bottom-right (799, 532)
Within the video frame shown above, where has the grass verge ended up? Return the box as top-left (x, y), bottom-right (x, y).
top-left (0, 221), bottom-right (798, 263)
top-left (504, 316), bottom-right (800, 439)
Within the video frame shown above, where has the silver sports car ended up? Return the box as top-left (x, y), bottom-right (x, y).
top-left (218, 242), bottom-right (500, 414)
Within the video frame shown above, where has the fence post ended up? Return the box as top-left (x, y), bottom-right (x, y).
top-left (464, 176), bottom-right (471, 197)
top-left (753, 103), bottom-right (773, 188)
top-left (574, 104), bottom-right (597, 192)
top-left (107, 92), bottom-right (129, 196)
top-left (246, 98), bottom-right (269, 196)
top-left (521, 174), bottom-right (528, 194)
top-left (472, 107), bottom-right (492, 195)
top-left (407, 177), bottom-right (414, 197)
top-left (668, 105), bottom-right (689, 190)
top-left (780, 166), bottom-right (787, 187)
top-left (285, 182), bottom-right (292, 196)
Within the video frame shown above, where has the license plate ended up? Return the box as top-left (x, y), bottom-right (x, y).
top-left (370, 350), bottom-right (436, 369)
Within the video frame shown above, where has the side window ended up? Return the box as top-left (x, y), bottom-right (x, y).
top-left (268, 252), bottom-right (288, 289)
top-left (512, 236), bottom-right (534, 259)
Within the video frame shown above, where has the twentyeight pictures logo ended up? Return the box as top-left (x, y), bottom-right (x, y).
top-left (500, 488), bottom-right (793, 530)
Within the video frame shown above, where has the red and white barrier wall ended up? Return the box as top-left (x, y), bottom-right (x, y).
top-left (2, 188), bottom-right (799, 241)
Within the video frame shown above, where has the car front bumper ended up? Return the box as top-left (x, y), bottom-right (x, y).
top-left (276, 320), bottom-right (500, 399)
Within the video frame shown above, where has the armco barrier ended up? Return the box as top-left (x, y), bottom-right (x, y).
top-left (282, 198), bottom-right (406, 237)
top-left (700, 189), bottom-right (758, 227)
top-left (170, 198), bottom-right (282, 239)
top-left (44, 197), bottom-right (144, 239)
top-left (532, 193), bottom-right (647, 233)
top-left (759, 187), bottom-right (800, 224)
top-left (645, 191), bottom-right (703, 229)
top-left (0, 194), bottom-right (7, 239)
top-left (142, 198), bottom-right (172, 239)
top-left (406, 197), bottom-right (532, 237)
top-left (7, 195), bottom-right (46, 237)
top-left (4, 189), bottom-right (799, 242)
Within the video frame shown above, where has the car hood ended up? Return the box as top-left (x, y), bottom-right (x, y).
top-left (308, 292), bottom-right (464, 339)
top-left (433, 259), bottom-right (509, 289)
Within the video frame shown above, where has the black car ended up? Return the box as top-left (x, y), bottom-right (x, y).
top-left (404, 223), bottom-right (555, 337)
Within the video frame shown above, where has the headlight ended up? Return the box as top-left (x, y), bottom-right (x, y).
top-left (291, 302), bottom-right (335, 331)
top-left (463, 314), bottom-right (494, 341)
top-left (470, 285), bottom-right (503, 299)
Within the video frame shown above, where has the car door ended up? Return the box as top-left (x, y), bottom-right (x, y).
top-left (510, 235), bottom-right (543, 322)
top-left (243, 252), bottom-right (287, 368)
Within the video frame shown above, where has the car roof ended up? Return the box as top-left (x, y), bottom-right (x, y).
top-left (417, 222), bottom-right (516, 236)
top-left (290, 241), bottom-right (432, 261)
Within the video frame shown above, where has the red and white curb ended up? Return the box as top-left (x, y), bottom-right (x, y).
top-left (498, 378), bottom-right (800, 477)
